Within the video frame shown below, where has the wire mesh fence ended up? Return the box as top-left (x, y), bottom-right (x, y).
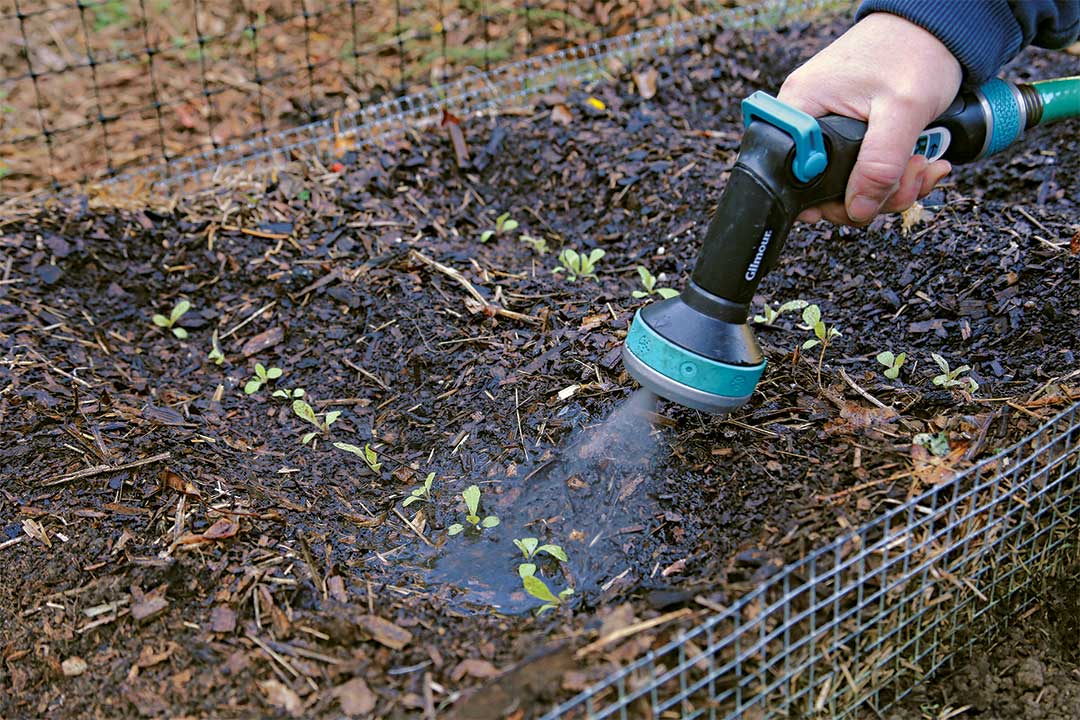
top-left (1, 0), bottom-right (817, 194)
top-left (540, 401), bottom-right (1080, 719)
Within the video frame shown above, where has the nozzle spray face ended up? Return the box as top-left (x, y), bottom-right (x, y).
top-left (622, 286), bottom-right (765, 414)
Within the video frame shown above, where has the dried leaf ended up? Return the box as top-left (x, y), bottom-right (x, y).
top-left (901, 202), bottom-right (931, 234)
top-left (202, 517), bottom-right (240, 539)
top-left (632, 67), bottom-right (659, 99)
top-left (1071, 228), bottom-right (1079, 255)
top-left (551, 103), bottom-right (573, 125)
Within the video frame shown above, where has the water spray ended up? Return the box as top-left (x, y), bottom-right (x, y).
top-left (622, 75), bottom-right (1080, 413)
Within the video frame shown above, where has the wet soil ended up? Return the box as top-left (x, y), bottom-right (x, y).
top-left (1, 15), bottom-right (1078, 720)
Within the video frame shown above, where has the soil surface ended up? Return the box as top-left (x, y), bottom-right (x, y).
top-left (2, 14), bottom-right (1078, 720)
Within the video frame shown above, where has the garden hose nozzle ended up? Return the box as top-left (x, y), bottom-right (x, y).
top-left (623, 75), bottom-right (1080, 414)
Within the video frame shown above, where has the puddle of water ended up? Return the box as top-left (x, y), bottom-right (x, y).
top-left (426, 389), bottom-right (667, 614)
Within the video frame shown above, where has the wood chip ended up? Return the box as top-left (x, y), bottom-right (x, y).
top-left (450, 658), bottom-right (500, 682)
top-left (357, 614), bottom-right (412, 650)
top-left (61, 656), bottom-right (88, 676)
top-left (210, 605), bottom-right (237, 633)
top-left (131, 596), bottom-right (169, 624)
top-left (332, 676), bottom-right (376, 716)
top-left (259, 679), bottom-right (302, 716)
top-left (241, 326), bottom-right (284, 357)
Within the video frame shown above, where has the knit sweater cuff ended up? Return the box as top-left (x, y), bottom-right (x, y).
top-left (855, 0), bottom-right (1023, 85)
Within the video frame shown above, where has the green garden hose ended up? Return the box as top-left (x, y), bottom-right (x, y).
top-left (1031, 76), bottom-right (1080, 124)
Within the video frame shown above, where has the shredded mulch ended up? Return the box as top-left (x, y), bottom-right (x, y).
top-left (1, 15), bottom-right (1078, 719)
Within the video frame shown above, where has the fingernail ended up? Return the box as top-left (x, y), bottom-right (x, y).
top-left (848, 195), bottom-right (879, 223)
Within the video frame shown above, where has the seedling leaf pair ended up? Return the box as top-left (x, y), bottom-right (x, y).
top-left (554, 248), bottom-right (604, 282)
top-left (631, 266), bottom-right (679, 300)
top-left (513, 537), bottom-right (568, 562)
top-left (244, 363), bottom-right (283, 394)
top-left (518, 563), bottom-right (573, 614)
top-left (292, 399), bottom-right (340, 445)
top-left (876, 351), bottom-right (907, 380)
top-left (752, 299), bottom-right (808, 326)
top-left (447, 484), bottom-right (499, 535)
top-left (931, 353), bottom-right (978, 393)
top-left (152, 300), bottom-right (191, 339)
top-left (480, 212), bottom-right (519, 242)
top-left (402, 472), bottom-right (435, 507)
top-left (799, 304), bottom-right (841, 350)
top-left (334, 442), bottom-right (382, 473)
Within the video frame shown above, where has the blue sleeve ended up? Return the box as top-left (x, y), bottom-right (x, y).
top-left (856, 0), bottom-right (1080, 85)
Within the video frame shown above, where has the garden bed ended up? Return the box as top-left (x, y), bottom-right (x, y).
top-left (1, 15), bottom-right (1078, 719)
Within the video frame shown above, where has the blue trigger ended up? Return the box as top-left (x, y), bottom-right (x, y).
top-left (742, 92), bottom-right (828, 182)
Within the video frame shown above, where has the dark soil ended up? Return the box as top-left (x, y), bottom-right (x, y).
top-left (887, 570), bottom-right (1080, 720)
top-left (2, 14), bottom-right (1078, 720)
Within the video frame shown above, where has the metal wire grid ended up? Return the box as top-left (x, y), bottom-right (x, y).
top-left (540, 401), bottom-right (1080, 719)
top-left (2, 0), bottom-right (811, 192)
top-left (93, 0), bottom-right (837, 195)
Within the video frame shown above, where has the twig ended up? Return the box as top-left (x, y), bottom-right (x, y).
top-left (515, 388), bottom-right (530, 463)
top-left (343, 357), bottom-right (390, 391)
top-left (297, 530), bottom-right (326, 599)
top-left (0, 535), bottom-right (27, 552)
top-left (838, 368), bottom-right (889, 409)
top-left (41, 451), bottom-right (171, 487)
top-left (221, 301), bottom-right (276, 339)
top-left (392, 507), bottom-right (435, 548)
top-left (575, 607), bottom-right (695, 659)
top-left (410, 250), bottom-right (539, 325)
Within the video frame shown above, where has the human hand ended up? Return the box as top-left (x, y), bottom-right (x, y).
top-left (777, 12), bottom-right (963, 225)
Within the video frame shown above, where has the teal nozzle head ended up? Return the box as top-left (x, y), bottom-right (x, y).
top-left (622, 282), bottom-right (766, 414)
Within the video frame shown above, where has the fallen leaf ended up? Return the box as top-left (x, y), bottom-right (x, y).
top-left (202, 517), bottom-right (240, 540)
top-left (450, 658), bottom-right (500, 682)
top-left (159, 469), bottom-right (201, 498)
top-left (62, 656), bottom-right (88, 676)
top-left (357, 614), bottom-right (412, 650)
top-left (551, 103), bottom-right (573, 125)
top-left (333, 677), bottom-right (376, 716)
top-left (632, 67), bottom-right (659, 99)
top-left (1071, 228), bottom-right (1079, 255)
top-left (260, 679), bottom-right (302, 716)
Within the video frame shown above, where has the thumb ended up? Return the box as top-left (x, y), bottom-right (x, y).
top-left (846, 102), bottom-right (928, 223)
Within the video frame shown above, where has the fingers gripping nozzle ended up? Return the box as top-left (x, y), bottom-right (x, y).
top-left (623, 94), bottom-right (867, 413)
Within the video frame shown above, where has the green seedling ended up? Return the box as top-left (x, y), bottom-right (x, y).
top-left (244, 363), bottom-right (282, 394)
top-left (913, 431), bottom-right (951, 457)
top-left (447, 484), bottom-right (499, 535)
top-left (513, 537), bottom-right (568, 562)
top-left (553, 248), bottom-right (604, 282)
top-left (519, 234), bottom-right (549, 255)
top-left (334, 442), bottom-right (382, 473)
top-left (272, 387), bottom-right (305, 400)
top-left (152, 300), bottom-right (191, 339)
top-left (292, 399), bottom-right (340, 445)
top-left (799, 304), bottom-right (842, 385)
top-left (208, 329), bottom-right (225, 365)
top-left (402, 472), bottom-right (435, 507)
top-left (931, 353), bottom-right (978, 393)
top-left (632, 266), bottom-right (679, 300)
top-left (753, 299), bottom-right (808, 326)
top-left (480, 212), bottom-right (519, 242)
top-left (519, 563), bottom-right (574, 615)
top-left (876, 350), bottom-right (907, 380)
